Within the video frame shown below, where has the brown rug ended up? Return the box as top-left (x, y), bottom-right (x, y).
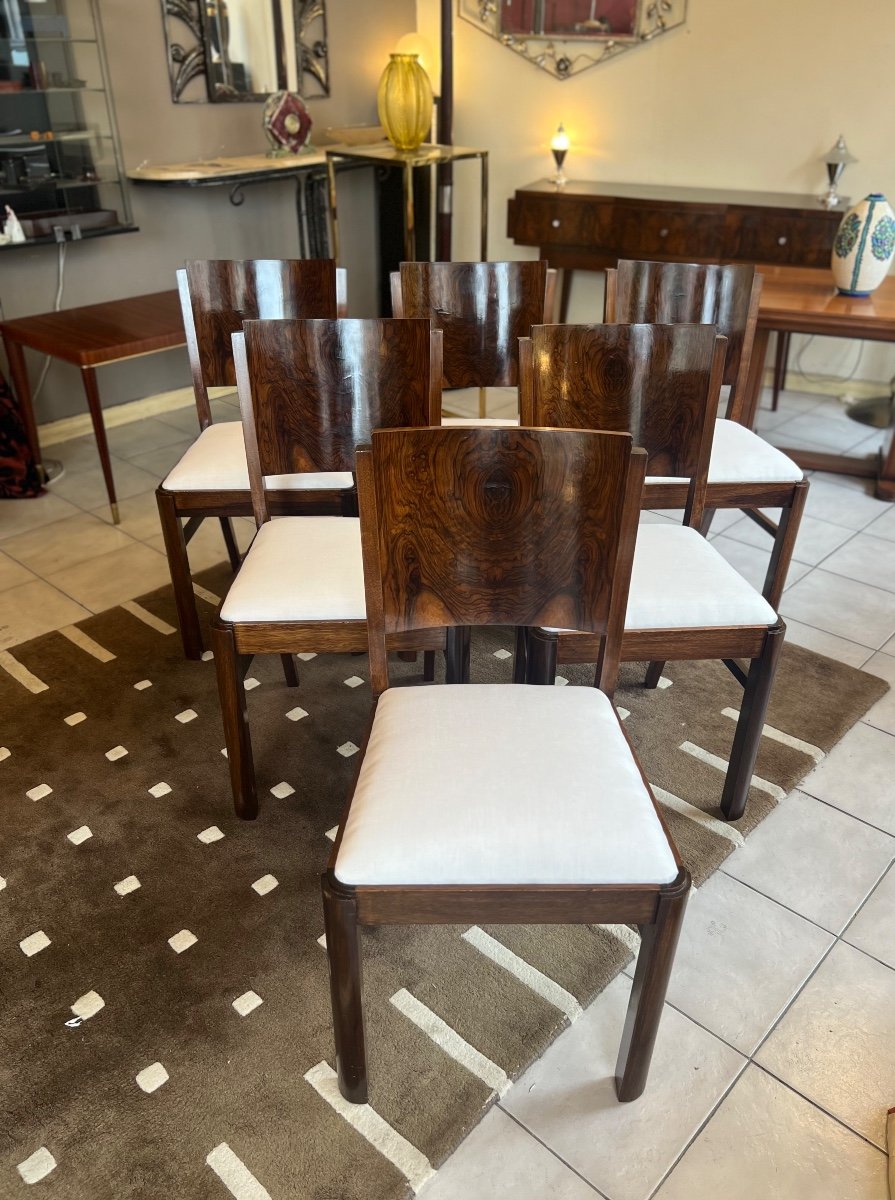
top-left (0, 563), bottom-right (887, 1198)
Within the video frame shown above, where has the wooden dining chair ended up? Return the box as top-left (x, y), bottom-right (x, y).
top-left (518, 323), bottom-right (785, 823)
top-left (211, 318), bottom-right (446, 820)
top-left (322, 426), bottom-right (690, 1106)
top-left (605, 260), bottom-right (808, 610)
top-left (156, 258), bottom-right (349, 660)
top-left (390, 259), bottom-right (556, 419)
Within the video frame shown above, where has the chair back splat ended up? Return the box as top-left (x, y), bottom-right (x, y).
top-left (520, 323), bottom-right (726, 529)
top-left (357, 427), bottom-right (647, 695)
top-left (178, 259), bottom-right (346, 425)
top-left (605, 260), bottom-right (761, 422)
top-left (234, 319), bottom-right (442, 525)
top-left (395, 260), bottom-right (550, 388)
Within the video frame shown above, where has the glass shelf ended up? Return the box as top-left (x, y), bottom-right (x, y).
top-left (0, 1), bottom-right (133, 248)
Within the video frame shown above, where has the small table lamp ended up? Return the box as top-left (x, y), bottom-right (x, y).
top-left (551, 124), bottom-right (570, 187)
top-left (820, 135), bottom-right (856, 209)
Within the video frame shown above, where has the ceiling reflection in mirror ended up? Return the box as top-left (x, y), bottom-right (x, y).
top-left (460, 0), bottom-right (686, 79)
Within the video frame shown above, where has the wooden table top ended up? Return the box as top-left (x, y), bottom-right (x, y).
top-left (0, 290), bottom-right (185, 366)
top-left (757, 265), bottom-right (895, 339)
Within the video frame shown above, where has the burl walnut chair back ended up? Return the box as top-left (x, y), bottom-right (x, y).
top-left (605, 260), bottom-right (760, 423)
top-left (391, 261), bottom-right (555, 417)
top-left (179, 258), bottom-right (347, 426)
top-left (320, 427), bottom-right (691, 1109)
top-left (605, 259), bottom-right (808, 614)
top-left (519, 323), bottom-right (727, 529)
top-left (234, 317), bottom-right (441, 525)
top-left (214, 318), bottom-right (444, 821)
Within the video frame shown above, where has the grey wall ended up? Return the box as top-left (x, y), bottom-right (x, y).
top-left (1, 0), bottom-right (417, 423)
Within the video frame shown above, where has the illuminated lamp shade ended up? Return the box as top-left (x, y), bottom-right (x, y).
top-left (377, 53), bottom-right (433, 152)
top-left (395, 32), bottom-right (438, 85)
top-left (550, 123), bottom-right (570, 186)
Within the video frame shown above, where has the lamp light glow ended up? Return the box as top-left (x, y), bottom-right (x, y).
top-left (550, 123), bottom-right (570, 186)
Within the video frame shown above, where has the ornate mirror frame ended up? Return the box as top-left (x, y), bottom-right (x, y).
top-left (458, 0), bottom-right (687, 80)
top-left (162, 0), bottom-right (329, 103)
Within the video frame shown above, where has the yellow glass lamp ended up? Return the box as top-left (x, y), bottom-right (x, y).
top-left (551, 123), bottom-right (570, 186)
top-left (377, 53), bottom-right (434, 152)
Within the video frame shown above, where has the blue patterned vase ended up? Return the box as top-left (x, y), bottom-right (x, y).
top-left (831, 193), bottom-right (895, 296)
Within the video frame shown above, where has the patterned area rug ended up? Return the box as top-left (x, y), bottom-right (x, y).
top-left (0, 563), bottom-right (887, 1199)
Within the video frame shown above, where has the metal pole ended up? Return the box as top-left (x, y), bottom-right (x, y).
top-left (435, 0), bottom-right (453, 260)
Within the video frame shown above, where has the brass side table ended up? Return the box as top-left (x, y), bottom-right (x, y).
top-left (325, 142), bottom-right (489, 263)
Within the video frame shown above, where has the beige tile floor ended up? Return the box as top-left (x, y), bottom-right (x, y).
top-left (1, 386), bottom-right (894, 1197)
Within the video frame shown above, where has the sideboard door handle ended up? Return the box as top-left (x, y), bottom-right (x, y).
top-left (659, 227), bottom-right (669, 238)
top-left (551, 218), bottom-right (561, 228)
top-left (778, 235), bottom-right (788, 245)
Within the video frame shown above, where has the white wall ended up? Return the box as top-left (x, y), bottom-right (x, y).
top-left (423, 0), bottom-right (895, 393)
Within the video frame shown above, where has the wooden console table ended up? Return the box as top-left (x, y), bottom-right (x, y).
top-left (741, 266), bottom-right (895, 500)
top-left (507, 180), bottom-right (844, 318)
top-left (1, 291), bottom-right (186, 522)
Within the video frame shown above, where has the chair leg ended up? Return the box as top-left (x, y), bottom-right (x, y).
top-left (615, 871), bottom-right (690, 1102)
top-left (761, 481), bottom-right (809, 611)
top-left (156, 488), bottom-right (203, 660)
top-left (513, 627), bottom-right (529, 684)
top-left (211, 620), bottom-right (258, 820)
top-left (720, 623), bottom-right (785, 822)
top-left (322, 874), bottom-right (368, 1104)
top-left (644, 661), bottom-right (666, 689)
top-left (219, 516), bottom-right (242, 572)
top-left (423, 650), bottom-right (436, 682)
top-left (771, 331), bottom-right (790, 412)
top-left (445, 626), bottom-right (471, 683)
top-left (526, 629), bottom-right (557, 684)
top-left (281, 655), bottom-right (300, 687)
top-left (698, 508), bottom-right (716, 537)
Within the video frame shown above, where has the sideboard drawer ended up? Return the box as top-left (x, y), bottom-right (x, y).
top-left (724, 209), bottom-right (838, 267)
top-left (508, 195), bottom-right (613, 246)
top-left (619, 205), bottom-right (725, 259)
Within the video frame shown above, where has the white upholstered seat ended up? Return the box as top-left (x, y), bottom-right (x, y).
top-left (162, 422), bottom-right (353, 493)
top-left (627, 525), bottom-right (777, 629)
top-left (220, 517), bottom-right (365, 623)
top-left (335, 684), bottom-right (678, 887)
top-left (441, 416), bottom-right (518, 428)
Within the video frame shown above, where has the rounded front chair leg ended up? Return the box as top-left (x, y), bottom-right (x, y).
top-left (513, 627), bottom-right (529, 684)
top-left (423, 650), bottom-right (436, 682)
top-left (445, 627), bottom-right (471, 683)
top-left (526, 629), bottom-right (558, 684)
top-left (615, 871), bottom-right (690, 1101)
top-left (322, 873), bottom-right (368, 1104)
top-left (211, 620), bottom-right (258, 820)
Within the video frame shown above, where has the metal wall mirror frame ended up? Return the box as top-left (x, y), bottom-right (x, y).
top-left (162, 0), bottom-right (329, 103)
top-left (459, 0), bottom-right (687, 79)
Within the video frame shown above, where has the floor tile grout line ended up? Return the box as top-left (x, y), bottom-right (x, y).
top-left (749, 1061), bottom-right (891, 1156)
top-left (494, 1106), bottom-right (609, 1197)
top-left (643, 1058), bottom-right (752, 1200)
top-left (799, 780), bottom-right (895, 839)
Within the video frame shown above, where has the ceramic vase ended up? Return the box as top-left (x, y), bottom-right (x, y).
top-left (831, 193), bottom-right (895, 296)
top-left (377, 53), bottom-right (432, 152)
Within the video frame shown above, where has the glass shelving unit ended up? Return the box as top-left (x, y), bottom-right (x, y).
top-left (0, 1), bottom-right (135, 250)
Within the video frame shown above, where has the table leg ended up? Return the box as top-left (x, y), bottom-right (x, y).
top-left (741, 327), bottom-right (770, 429)
top-left (559, 270), bottom-right (574, 323)
top-left (876, 428), bottom-right (895, 501)
top-left (403, 161), bottom-right (415, 262)
top-left (326, 155), bottom-right (340, 265)
top-left (80, 366), bottom-right (119, 523)
top-left (480, 152), bottom-right (489, 260)
top-left (3, 334), bottom-right (45, 482)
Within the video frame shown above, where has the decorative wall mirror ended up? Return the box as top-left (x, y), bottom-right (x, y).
top-left (163, 0), bottom-right (329, 103)
top-left (459, 0), bottom-right (687, 79)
